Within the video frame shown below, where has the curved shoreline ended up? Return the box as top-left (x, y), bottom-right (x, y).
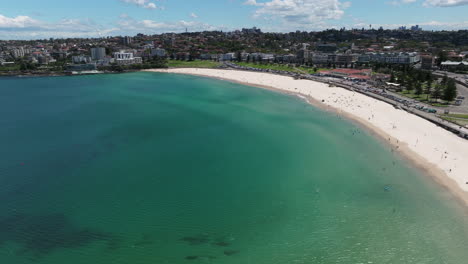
top-left (143, 68), bottom-right (468, 207)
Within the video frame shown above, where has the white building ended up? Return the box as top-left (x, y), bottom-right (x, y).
top-left (11, 47), bottom-right (25, 58)
top-left (72, 55), bottom-right (92, 64)
top-left (219, 53), bottom-right (236, 61)
top-left (91, 47), bottom-right (106, 61)
top-left (113, 51), bottom-right (142, 65)
top-left (151, 48), bottom-right (166, 57)
top-left (358, 52), bottom-right (420, 64)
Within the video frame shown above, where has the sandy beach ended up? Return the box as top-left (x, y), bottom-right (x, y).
top-left (144, 68), bottom-right (468, 206)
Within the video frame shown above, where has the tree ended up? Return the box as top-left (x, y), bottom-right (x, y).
top-left (396, 73), bottom-right (404, 84)
top-left (236, 51), bottom-right (242, 62)
top-left (417, 70), bottom-right (426, 83)
top-left (432, 83), bottom-right (442, 102)
top-left (424, 81), bottom-right (432, 101)
top-left (390, 72), bottom-right (396, 82)
top-left (415, 82), bottom-right (423, 96)
top-left (406, 80), bottom-right (414, 93)
top-left (436, 50), bottom-right (448, 66)
top-left (425, 72), bottom-right (433, 84)
top-left (443, 79), bottom-right (457, 102)
top-left (441, 74), bottom-right (449, 86)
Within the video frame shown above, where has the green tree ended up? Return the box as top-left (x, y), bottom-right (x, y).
top-left (424, 81), bottom-right (432, 101)
top-left (415, 82), bottom-right (422, 96)
top-left (417, 70), bottom-right (426, 82)
top-left (236, 51), bottom-right (242, 62)
top-left (441, 74), bottom-right (449, 86)
top-left (390, 72), bottom-right (396, 82)
top-left (443, 79), bottom-right (457, 102)
top-left (406, 80), bottom-right (414, 93)
top-left (436, 50), bottom-right (448, 66)
top-left (432, 83), bottom-right (442, 102)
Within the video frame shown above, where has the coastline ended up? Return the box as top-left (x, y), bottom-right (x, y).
top-left (0, 69), bottom-right (144, 78)
top-left (143, 68), bottom-right (468, 207)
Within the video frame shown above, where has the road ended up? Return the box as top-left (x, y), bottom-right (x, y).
top-left (434, 71), bottom-right (468, 86)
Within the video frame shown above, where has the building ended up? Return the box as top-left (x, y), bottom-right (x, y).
top-left (200, 54), bottom-right (218, 60)
top-left (219, 53), bottom-right (236, 61)
top-left (10, 47), bottom-right (25, 58)
top-left (318, 68), bottom-right (372, 82)
top-left (239, 52), bottom-right (249, 62)
top-left (411, 25), bottom-right (422, 31)
top-left (72, 55), bottom-right (92, 64)
top-left (95, 57), bottom-right (114, 66)
top-left (122, 36), bottom-right (133, 46)
top-left (38, 56), bottom-right (54, 65)
top-left (440, 61), bottom-right (468, 71)
top-left (151, 48), bottom-right (167, 57)
top-left (420, 55), bottom-right (434, 70)
top-left (358, 52), bottom-right (420, 65)
top-left (315, 43), bottom-right (337, 53)
top-left (241, 27), bottom-right (262, 34)
top-left (296, 43), bottom-right (310, 63)
top-left (275, 54), bottom-right (296, 64)
top-left (51, 51), bottom-right (68, 60)
top-left (91, 47), bottom-right (106, 61)
top-left (113, 51), bottom-right (142, 65)
top-left (311, 53), bottom-right (329, 65)
top-left (66, 63), bottom-right (97, 72)
top-left (335, 54), bottom-right (357, 66)
top-left (260, 53), bottom-right (275, 63)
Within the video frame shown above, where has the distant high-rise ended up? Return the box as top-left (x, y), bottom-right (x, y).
top-left (315, 43), bottom-right (337, 53)
top-left (91, 47), bottom-right (106, 61)
top-left (410, 25), bottom-right (422, 31)
top-left (122, 36), bottom-right (133, 46)
top-left (241, 27), bottom-right (262, 34)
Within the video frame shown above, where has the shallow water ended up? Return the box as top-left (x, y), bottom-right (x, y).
top-left (0, 72), bottom-right (467, 264)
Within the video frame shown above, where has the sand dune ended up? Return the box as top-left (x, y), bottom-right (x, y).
top-left (144, 68), bottom-right (468, 206)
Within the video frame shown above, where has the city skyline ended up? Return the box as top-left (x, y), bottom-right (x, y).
top-left (0, 0), bottom-right (468, 40)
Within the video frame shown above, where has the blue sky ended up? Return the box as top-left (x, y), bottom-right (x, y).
top-left (0, 0), bottom-right (467, 39)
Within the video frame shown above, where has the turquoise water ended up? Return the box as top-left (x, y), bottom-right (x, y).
top-left (0, 72), bottom-right (467, 264)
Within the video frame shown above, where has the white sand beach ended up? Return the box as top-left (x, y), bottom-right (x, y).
top-left (144, 68), bottom-right (468, 206)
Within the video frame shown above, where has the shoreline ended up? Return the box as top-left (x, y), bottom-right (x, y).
top-left (143, 68), bottom-right (468, 207)
top-left (0, 69), bottom-right (144, 78)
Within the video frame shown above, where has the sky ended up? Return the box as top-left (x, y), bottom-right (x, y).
top-left (0, 0), bottom-right (467, 39)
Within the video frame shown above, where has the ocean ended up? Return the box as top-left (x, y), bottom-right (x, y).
top-left (0, 72), bottom-right (467, 264)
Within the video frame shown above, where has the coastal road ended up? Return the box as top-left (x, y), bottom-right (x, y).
top-left (434, 71), bottom-right (468, 86)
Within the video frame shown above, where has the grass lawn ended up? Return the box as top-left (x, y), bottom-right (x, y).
top-left (234, 62), bottom-right (328, 74)
top-left (440, 115), bottom-right (468, 127)
top-left (446, 113), bottom-right (468, 119)
top-left (0, 64), bottom-right (20, 71)
top-left (167, 60), bottom-right (221, 68)
top-left (397, 91), bottom-right (451, 107)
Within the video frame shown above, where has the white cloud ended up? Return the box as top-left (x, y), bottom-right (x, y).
top-left (116, 15), bottom-right (222, 34)
top-left (423, 0), bottom-right (468, 6)
top-left (352, 20), bottom-right (468, 30)
top-left (190, 13), bottom-right (198, 18)
top-left (0, 14), bottom-right (118, 39)
top-left (120, 0), bottom-right (158, 9)
top-left (0, 14), bottom-right (40, 28)
top-left (244, 0), bottom-right (350, 25)
top-left (146, 3), bottom-right (157, 9)
top-left (388, 0), bottom-right (417, 5)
